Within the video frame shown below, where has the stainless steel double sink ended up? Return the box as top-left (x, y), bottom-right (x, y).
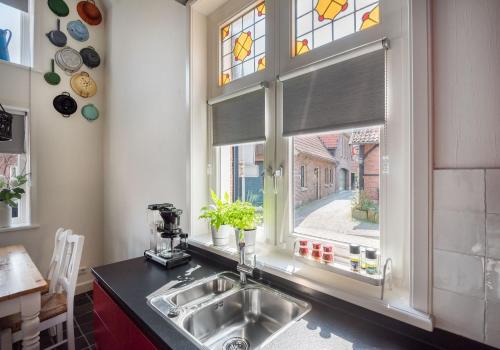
top-left (148, 272), bottom-right (311, 350)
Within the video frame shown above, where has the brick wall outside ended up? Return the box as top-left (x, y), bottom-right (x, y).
top-left (362, 144), bottom-right (380, 201)
top-left (294, 153), bottom-right (336, 208)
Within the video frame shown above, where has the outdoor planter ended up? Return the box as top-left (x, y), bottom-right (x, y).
top-left (352, 208), bottom-right (379, 224)
top-left (211, 224), bottom-right (233, 246)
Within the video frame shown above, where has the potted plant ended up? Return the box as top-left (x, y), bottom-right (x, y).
top-left (0, 172), bottom-right (28, 228)
top-left (199, 190), bottom-right (233, 246)
top-left (228, 200), bottom-right (257, 254)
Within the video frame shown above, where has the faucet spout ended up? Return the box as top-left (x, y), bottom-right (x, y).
top-left (236, 241), bottom-right (254, 284)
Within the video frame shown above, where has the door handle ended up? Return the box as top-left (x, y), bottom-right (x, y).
top-left (272, 166), bottom-right (283, 195)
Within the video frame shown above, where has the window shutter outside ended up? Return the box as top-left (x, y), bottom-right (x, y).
top-left (282, 49), bottom-right (386, 137)
top-left (0, 0), bottom-right (29, 12)
top-left (0, 113), bottom-right (25, 154)
top-left (211, 88), bottom-right (266, 146)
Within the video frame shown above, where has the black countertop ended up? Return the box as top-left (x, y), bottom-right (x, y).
top-left (91, 250), bottom-right (474, 350)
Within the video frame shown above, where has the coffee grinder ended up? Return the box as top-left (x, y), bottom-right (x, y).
top-left (144, 203), bottom-right (191, 268)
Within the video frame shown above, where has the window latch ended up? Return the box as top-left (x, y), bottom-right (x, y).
top-left (272, 166), bottom-right (283, 194)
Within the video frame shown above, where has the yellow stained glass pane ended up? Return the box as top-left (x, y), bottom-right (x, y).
top-left (295, 39), bottom-right (310, 56)
top-left (315, 0), bottom-right (348, 22)
top-left (257, 56), bottom-right (266, 71)
top-left (360, 5), bottom-right (379, 30)
top-left (222, 25), bottom-right (230, 40)
top-left (257, 3), bottom-right (266, 16)
top-left (220, 72), bottom-right (231, 85)
top-left (233, 31), bottom-right (253, 62)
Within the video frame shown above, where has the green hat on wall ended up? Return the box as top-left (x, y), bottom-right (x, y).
top-left (48, 0), bottom-right (70, 17)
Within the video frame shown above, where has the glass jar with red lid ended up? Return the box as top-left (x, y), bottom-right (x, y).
top-left (322, 244), bottom-right (333, 263)
top-left (298, 239), bottom-right (309, 257)
top-left (311, 242), bottom-right (322, 260)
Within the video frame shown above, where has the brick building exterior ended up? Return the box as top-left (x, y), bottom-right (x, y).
top-left (319, 133), bottom-right (353, 191)
top-left (294, 136), bottom-right (336, 207)
top-left (350, 128), bottom-right (380, 201)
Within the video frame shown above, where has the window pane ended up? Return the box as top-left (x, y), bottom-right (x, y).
top-left (220, 143), bottom-right (265, 232)
top-left (220, 2), bottom-right (266, 86)
top-left (0, 3), bottom-right (22, 64)
top-left (293, 128), bottom-right (380, 249)
top-left (294, 0), bottom-right (380, 56)
top-left (0, 153), bottom-right (28, 223)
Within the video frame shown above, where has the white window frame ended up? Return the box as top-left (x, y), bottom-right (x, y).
top-left (0, 0), bottom-right (33, 68)
top-left (190, 0), bottom-right (432, 328)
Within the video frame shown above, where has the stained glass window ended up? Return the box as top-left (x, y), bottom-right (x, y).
top-left (294, 0), bottom-right (380, 56)
top-left (220, 2), bottom-right (266, 86)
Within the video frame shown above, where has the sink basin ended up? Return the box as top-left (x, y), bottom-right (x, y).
top-left (170, 276), bottom-right (235, 307)
top-left (182, 287), bottom-right (309, 349)
top-left (148, 272), bottom-right (311, 350)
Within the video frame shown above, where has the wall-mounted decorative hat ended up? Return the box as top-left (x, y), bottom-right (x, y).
top-left (80, 46), bottom-right (100, 68)
top-left (53, 92), bottom-right (77, 118)
top-left (44, 59), bottom-right (61, 85)
top-left (77, 0), bottom-right (102, 25)
top-left (67, 20), bottom-right (89, 42)
top-left (48, 0), bottom-right (69, 17)
top-left (70, 71), bottom-right (97, 98)
top-left (55, 46), bottom-right (83, 74)
top-left (0, 103), bottom-right (13, 141)
top-left (81, 104), bottom-right (99, 121)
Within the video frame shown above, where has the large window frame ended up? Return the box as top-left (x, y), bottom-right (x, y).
top-left (0, 0), bottom-right (32, 68)
top-left (191, 0), bottom-right (432, 328)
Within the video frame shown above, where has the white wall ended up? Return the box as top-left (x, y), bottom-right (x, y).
top-left (0, 0), bottom-right (107, 288)
top-left (432, 0), bottom-right (500, 347)
top-left (103, 0), bottom-right (188, 263)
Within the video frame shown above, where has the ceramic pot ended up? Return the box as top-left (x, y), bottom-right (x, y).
top-left (0, 201), bottom-right (11, 228)
top-left (212, 224), bottom-right (233, 246)
top-left (235, 229), bottom-right (256, 254)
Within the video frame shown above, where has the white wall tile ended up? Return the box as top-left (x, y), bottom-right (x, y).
top-left (434, 210), bottom-right (485, 256)
top-left (486, 259), bottom-right (500, 302)
top-left (486, 301), bottom-right (500, 348)
top-left (434, 170), bottom-right (485, 213)
top-left (487, 214), bottom-right (500, 259)
top-left (434, 249), bottom-right (484, 298)
top-left (486, 169), bottom-right (500, 214)
top-left (433, 288), bottom-right (485, 342)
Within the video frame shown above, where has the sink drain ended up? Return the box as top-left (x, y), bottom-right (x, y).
top-left (222, 337), bottom-right (250, 350)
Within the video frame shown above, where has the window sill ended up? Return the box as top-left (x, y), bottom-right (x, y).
top-left (0, 223), bottom-right (39, 233)
top-left (189, 233), bottom-right (433, 331)
top-left (300, 187), bottom-right (308, 192)
top-left (0, 59), bottom-right (32, 71)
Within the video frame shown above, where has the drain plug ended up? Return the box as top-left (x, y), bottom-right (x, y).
top-left (222, 337), bottom-right (250, 350)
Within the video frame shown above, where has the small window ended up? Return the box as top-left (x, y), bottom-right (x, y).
top-left (300, 165), bottom-right (305, 188)
top-left (220, 143), bottom-right (265, 234)
top-left (294, 0), bottom-right (380, 56)
top-left (0, 0), bottom-right (31, 66)
top-left (220, 1), bottom-right (266, 86)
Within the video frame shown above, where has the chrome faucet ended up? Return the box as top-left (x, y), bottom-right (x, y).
top-left (237, 241), bottom-right (254, 284)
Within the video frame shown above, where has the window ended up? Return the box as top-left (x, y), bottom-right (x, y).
top-left (220, 1), bottom-right (266, 86)
top-left (0, 0), bottom-right (31, 66)
top-left (293, 128), bottom-right (380, 249)
top-left (219, 143), bottom-right (265, 234)
top-left (294, 0), bottom-right (380, 55)
top-left (0, 109), bottom-right (30, 225)
top-left (300, 165), bottom-right (305, 188)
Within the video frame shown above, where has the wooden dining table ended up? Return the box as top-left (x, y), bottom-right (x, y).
top-left (0, 245), bottom-right (47, 350)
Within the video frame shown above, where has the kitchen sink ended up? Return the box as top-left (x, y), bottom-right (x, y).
top-left (148, 272), bottom-right (311, 349)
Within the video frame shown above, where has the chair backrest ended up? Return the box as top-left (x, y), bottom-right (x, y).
top-left (47, 228), bottom-right (71, 293)
top-left (57, 234), bottom-right (84, 309)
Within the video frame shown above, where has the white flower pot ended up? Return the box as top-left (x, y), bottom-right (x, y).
top-left (0, 202), bottom-right (11, 228)
top-left (235, 229), bottom-right (256, 254)
top-left (212, 224), bottom-right (234, 246)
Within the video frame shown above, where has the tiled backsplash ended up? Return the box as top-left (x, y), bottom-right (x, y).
top-left (433, 169), bottom-right (500, 347)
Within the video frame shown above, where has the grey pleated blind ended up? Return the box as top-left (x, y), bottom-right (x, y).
top-left (0, 113), bottom-right (25, 154)
top-left (283, 49), bottom-right (385, 137)
top-left (212, 88), bottom-right (266, 146)
top-left (0, 0), bottom-right (29, 12)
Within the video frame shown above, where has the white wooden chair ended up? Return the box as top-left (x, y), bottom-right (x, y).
top-left (0, 233), bottom-right (85, 350)
top-left (46, 228), bottom-right (70, 294)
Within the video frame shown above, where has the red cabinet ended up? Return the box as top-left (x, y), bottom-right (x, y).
top-left (93, 281), bottom-right (158, 350)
